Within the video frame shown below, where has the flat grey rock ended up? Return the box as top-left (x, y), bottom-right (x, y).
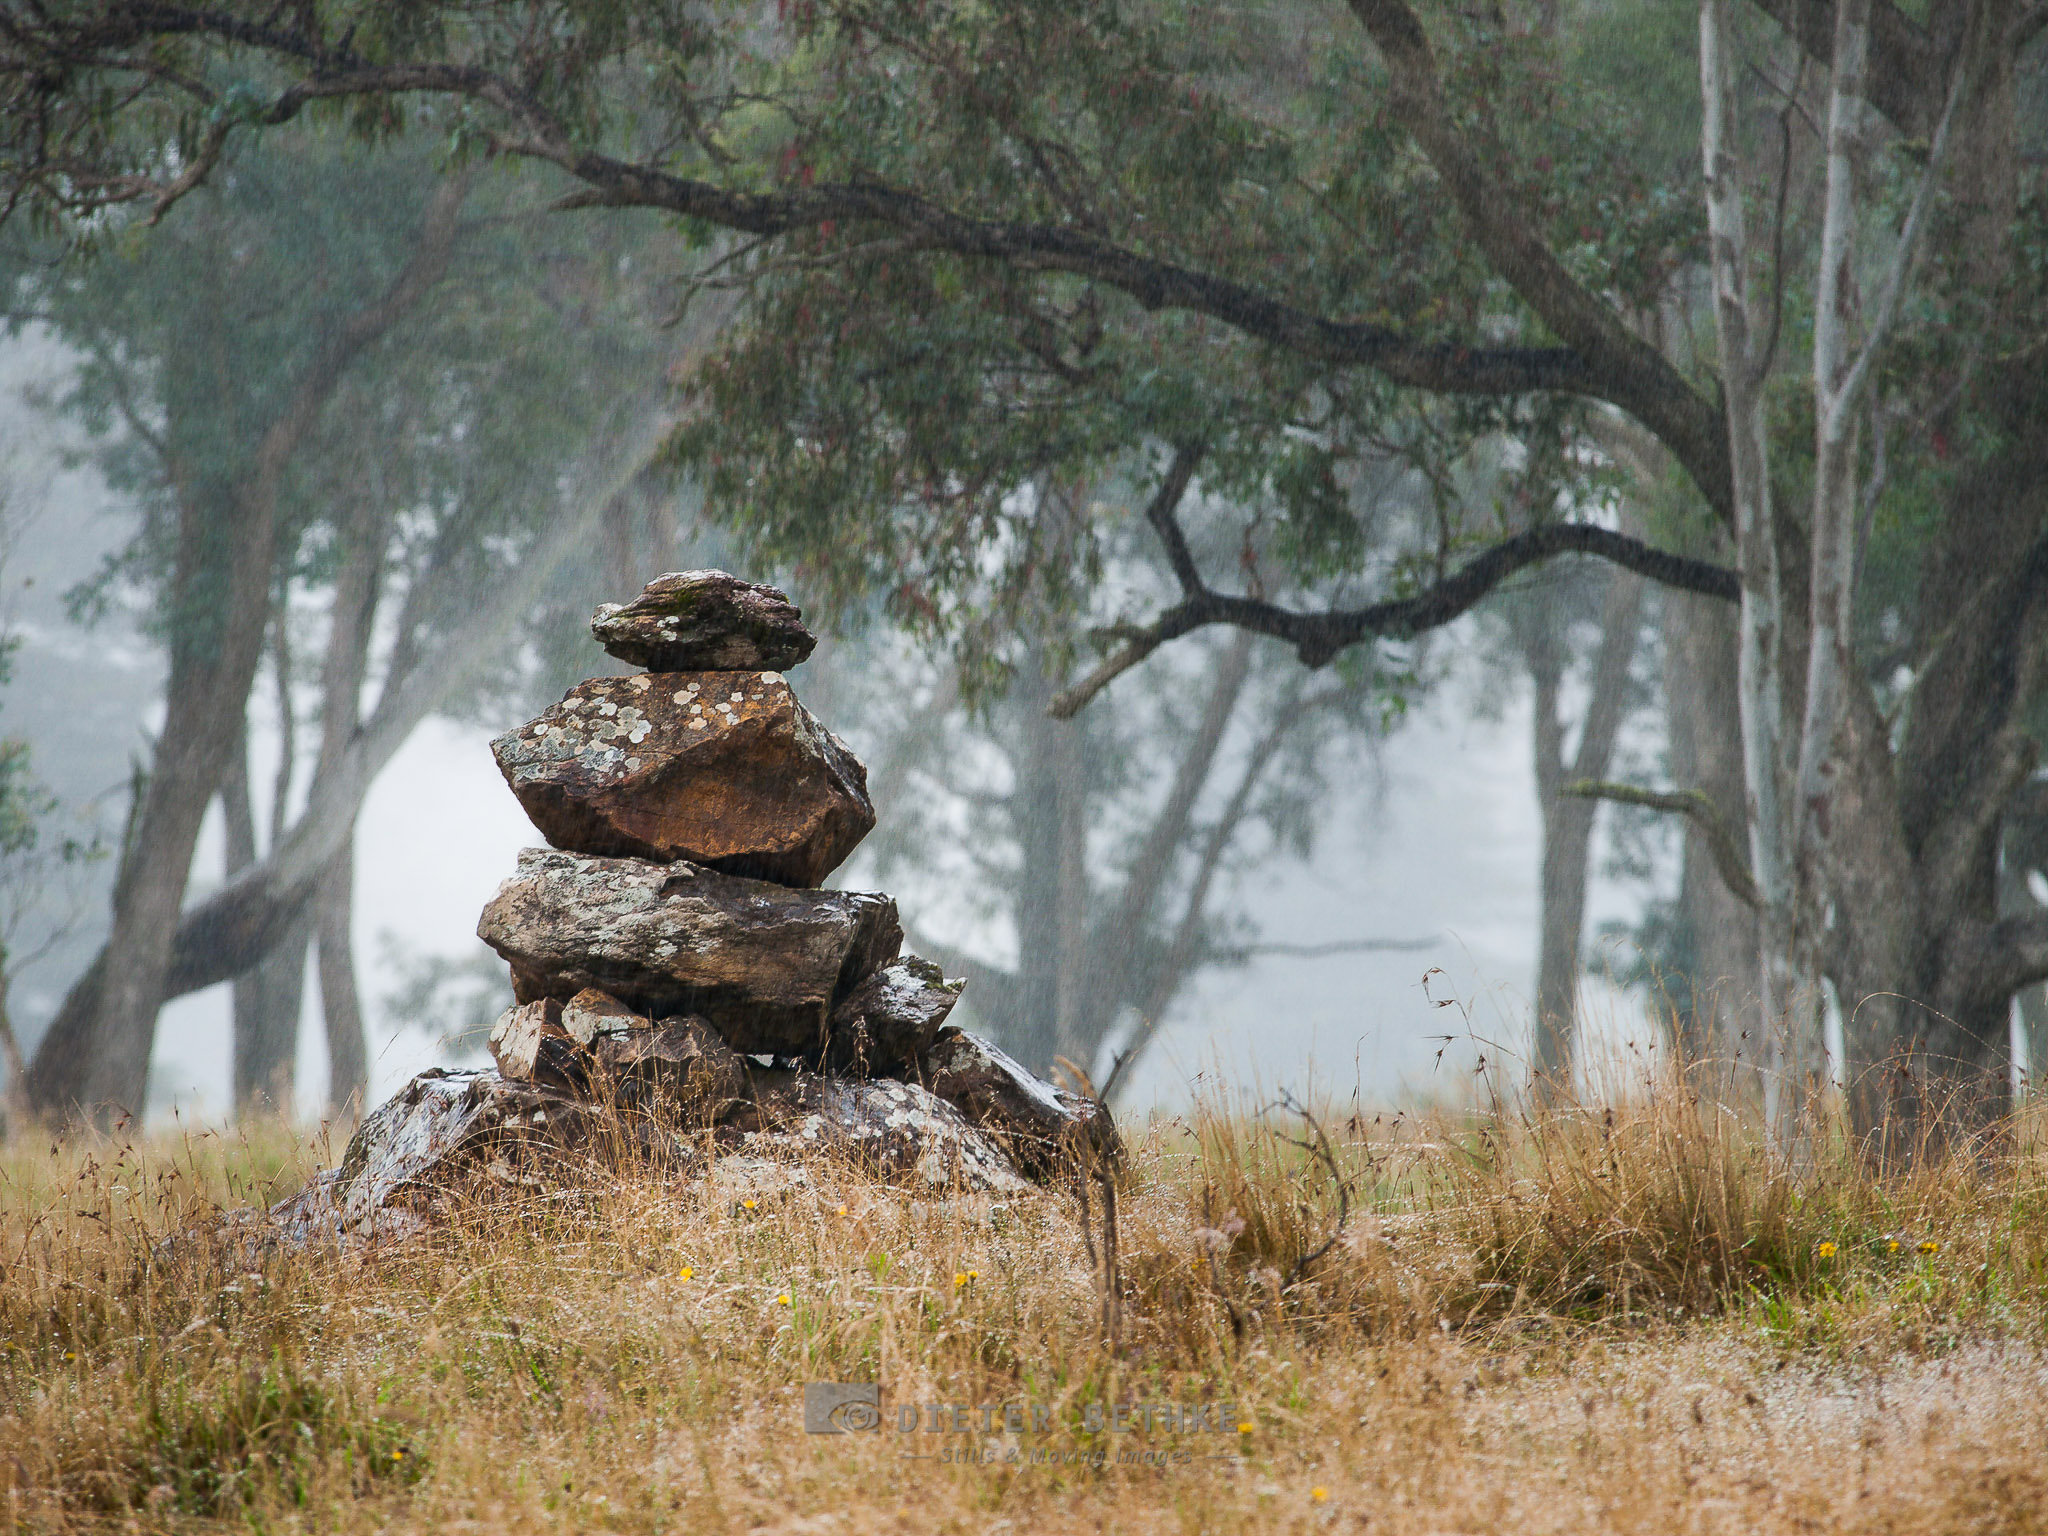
top-left (476, 849), bottom-right (902, 1056)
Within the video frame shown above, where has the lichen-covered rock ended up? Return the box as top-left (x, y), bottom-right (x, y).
top-left (476, 849), bottom-right (902, 1055)
top-left (823, 956), bottom-right (964, 1076)
top-left (591, 570), bottom-right (816, 673)
top-left (917, 1028), bottom-right (1121, 1180)
top-left (488, 996), bottom-right (597, 1088)
top-left (489, 988), bottom-right (747, 1124)
top-left (562, 986), bottom-right (646, 1038)
top-left (257, 1067), bottom-right (708, 1245)
top-left (589, 1013), bottom-right (747, 1120)
top-left (737, 1068), bottom-right (1029, 1193)
top-left (325, 1068), bottom-right (597, 1235)
top-left (491, 670), bottom-right (874, 886)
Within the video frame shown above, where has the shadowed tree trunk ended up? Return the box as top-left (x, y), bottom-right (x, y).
top-left (1526, 566), bottom-right (1647, 1094)
top-left (230, 613), bottom-right (312, 1117)
top-left (1661, 585), bottom-right (1760, 1075)
top-left (1006, 644), bottom-right (1082, 1076)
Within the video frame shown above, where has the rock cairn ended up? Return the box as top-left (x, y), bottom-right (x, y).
top-left (272, 572), bottom-right (1116, 1243)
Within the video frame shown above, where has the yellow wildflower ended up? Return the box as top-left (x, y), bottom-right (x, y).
top-left (1817, 1242), bottom-right (1837, 1259)
top-left (1918, 1239), bottom-right (1940, 1255)
top-left (1887, 1239), bottom-right (1902, 1254)
top-left (776, 1292), bottom-right (792, 1306)
top-left (1311, 1486), bottom-right (1330, 1503)
top-left (678, 1266), bottom-right (694, 1281)
top-left (835, 1204), bottom-right (848, 1217)
top-left (1238, 1421), bottom-right (1254, 1434)
top-left (742, 1198), bottom-right (758, 1211)
top-left (953, 1271), bottom-right (968, 1288)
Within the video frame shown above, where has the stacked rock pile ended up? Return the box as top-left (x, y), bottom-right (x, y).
top-left (271, 572), bottom-right (1116, 1243)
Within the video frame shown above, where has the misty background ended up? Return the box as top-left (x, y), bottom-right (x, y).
top-left (0, 318), bottom-right (1667, 1125)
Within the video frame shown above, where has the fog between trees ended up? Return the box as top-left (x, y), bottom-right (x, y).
top-left (0, 0), bottom-right (2045, 1143)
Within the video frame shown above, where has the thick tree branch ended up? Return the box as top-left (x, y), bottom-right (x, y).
top-left (1145, 444), bottom-right (1207, 596)
top-left (1746, 0), bottom-right (1951, 135)
top-left (1562, 778), bottom-right (1763, 909)
top-left (1974, 908), bottom-right (2048, 999)
top-left (1051, 523), bottom-right (1739, 718)
top-left (3, 4), bottom-right (1741, 522)
top-left (1345, 0), bottom-right (1733, 522)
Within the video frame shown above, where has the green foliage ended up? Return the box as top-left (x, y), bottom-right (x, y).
top-left (6, 122), bottom-right (680, 720)
top-left (646, 0), bottom-right (1699, 684)
top-left (135, 1357), bottom-right (417, 1516)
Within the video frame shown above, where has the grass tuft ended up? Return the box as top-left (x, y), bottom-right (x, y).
top-left (3, 1087), bottom-right (2048, 1532)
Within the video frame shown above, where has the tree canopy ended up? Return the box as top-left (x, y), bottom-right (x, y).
top-left (6, 0), bottom-right (2047, 1133)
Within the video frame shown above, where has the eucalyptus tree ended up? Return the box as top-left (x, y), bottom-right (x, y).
top-left (5, 0), bottom-right (2045, 1134)
top-left (812, 485), bottom-right (1405, 1084)
top-left (7, 129), bottom-right (694, 1121)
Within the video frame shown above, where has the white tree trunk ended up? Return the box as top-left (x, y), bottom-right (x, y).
top-left (1699, 0), bottom-right (1795, 1117)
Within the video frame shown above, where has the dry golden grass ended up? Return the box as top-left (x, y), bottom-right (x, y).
top-left (4, 1086), bottom-right (2048, 1535)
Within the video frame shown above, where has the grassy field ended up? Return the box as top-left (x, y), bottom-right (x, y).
top-left (4, 1088), bottom-right (2048, 1535)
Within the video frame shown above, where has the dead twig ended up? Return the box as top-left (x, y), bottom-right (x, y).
top-left (1272, 1088), bottom-right (1352, 1288)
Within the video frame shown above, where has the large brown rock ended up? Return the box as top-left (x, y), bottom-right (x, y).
top-left (917, 1028), bottom-right (1121, 1180)
top-left (823, 956), bottom-right (964, 1076)
top-left (491, 670), bottom-right (874, 886)
top-left (476, 849), bottom-right (902, 1055)
top-left (735, 1067), bottom-right (1029, 1193)
top-left (591, 570), bottom-right (816, 673)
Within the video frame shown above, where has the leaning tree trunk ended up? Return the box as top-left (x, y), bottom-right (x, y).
top-left (1070, 628), bottom-right (1253, 1071)
top-left (24, 478), bottom-right (279, 1123)
top-left (21, 178), bottom-right (471, 1124)
top-left (315, 843), bottom-right (368, 1116)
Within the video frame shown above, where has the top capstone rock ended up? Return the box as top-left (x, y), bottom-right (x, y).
top-left (592, 571), bottom-right (817, 673)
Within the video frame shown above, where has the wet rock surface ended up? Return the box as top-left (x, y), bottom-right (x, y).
top-left (918, 1028), bottom-right (1122, 1179)
top-left (232, 571), bottom-right (1116, 1247)
top-left (588, 1013), bottom-right (747, 1119)
top-left (477, 848), bottom-right (902, 1055)
top-left (492, 670), bottom-right (874, 886)
top-left (823, 956), bottom-right (964, 1076)
top-left (736, 1069), bottom-right (1030, 1193)
top-left (270, 1069), bottom-right (598, 1242)
top-left (591, 570), bottom-right (816, 673)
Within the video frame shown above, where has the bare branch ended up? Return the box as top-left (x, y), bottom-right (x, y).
top-left (1272, 1087), bottom-right (1351, 1288)
top-left (1226, 935), bottom-right (1438, 959)
top-left (0, 4), bottom-right (1739, 522)
top-left (1050, 523), bottom-right (1739, 718)
top-left (1144, 443), bottom-right (1206, 596)
top-left (1561, 778), bottom-right (1762, 909)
